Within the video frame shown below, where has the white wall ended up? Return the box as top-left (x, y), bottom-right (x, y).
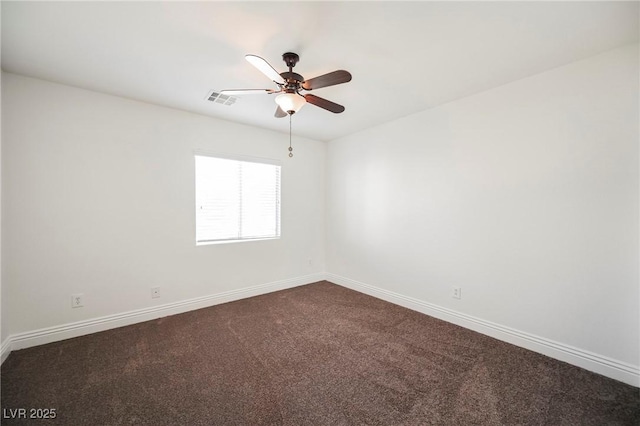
top-left (2, 73), bottom-right (325, 337)
top-left (327, 44), bottom-right (639, 375)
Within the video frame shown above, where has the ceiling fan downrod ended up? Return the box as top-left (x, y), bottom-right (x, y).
top-left (280, 52), bottom-right (304, 91)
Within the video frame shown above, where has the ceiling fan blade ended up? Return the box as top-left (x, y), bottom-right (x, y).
top-left (245, 54), bottom-right (285, 84)
top-left (304, 94), bottom-right (345, 113)
top-left (302, 70), bottom-right (352, 90)
top-left (274, 106), bottom-right (288, 118)
top-left (220, 89), bottom-right (276, 95)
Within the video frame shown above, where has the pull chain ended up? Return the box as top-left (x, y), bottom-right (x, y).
top-left (288, 113), bottom-right (293, 158)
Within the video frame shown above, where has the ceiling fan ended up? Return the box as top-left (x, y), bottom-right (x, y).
top-left (221, 52), bottom-right (352, 117)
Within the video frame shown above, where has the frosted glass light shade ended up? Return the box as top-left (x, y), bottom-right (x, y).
top-left (275, 93), bottom-right (306, 114)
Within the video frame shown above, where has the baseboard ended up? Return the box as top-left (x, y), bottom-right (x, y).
top-left (326, 273), bottom-right (640, 388)
top-left (1, 337), bottom-right (12, 364)
top-left (2, 273), bottom-right (326, 362)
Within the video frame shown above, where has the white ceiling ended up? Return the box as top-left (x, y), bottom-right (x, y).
top-left (2, 1), bottom-right (638, 142)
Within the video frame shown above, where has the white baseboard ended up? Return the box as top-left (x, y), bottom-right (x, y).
top-left (2, 273), bottom-right (326, 362)
top-left (326, 273), bottom-right (640, 388)
top-left (1, 338), bottom-right (11, 364)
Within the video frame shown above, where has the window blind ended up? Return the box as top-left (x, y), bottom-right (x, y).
top-left (195, 155), bottom-right (281, 244)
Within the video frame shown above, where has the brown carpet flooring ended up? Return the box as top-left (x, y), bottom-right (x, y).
top-left (1, 281), bottom-right (639, 425)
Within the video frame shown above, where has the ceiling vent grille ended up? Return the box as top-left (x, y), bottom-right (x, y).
top-left (206, 90), bottom-right (237, 106)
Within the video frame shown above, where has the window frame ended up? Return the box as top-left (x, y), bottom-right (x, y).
top-left (194, 151), bottom-right (281, 246)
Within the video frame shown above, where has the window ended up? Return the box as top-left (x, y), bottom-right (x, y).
top-left (195, 154), bottom-right (281, 244)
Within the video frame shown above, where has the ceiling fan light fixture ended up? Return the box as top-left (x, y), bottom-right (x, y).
top-left (275, 92), bottom-right (306, 114)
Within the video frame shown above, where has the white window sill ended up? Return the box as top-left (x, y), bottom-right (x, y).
top-left (196, 237), bottom-right (280, 246)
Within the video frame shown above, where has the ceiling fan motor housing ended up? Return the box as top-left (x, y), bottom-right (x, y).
top-left (280, 71), bottom-right (305, 89)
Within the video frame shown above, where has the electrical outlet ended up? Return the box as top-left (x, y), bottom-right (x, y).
top-left (452, 287), bottom-right (461, 300)
top-left (71, 293), bottom-right (84, 308)
top-left (308, 258), bottom-right (313, 266)
top-left (151, 287), bottom-right (160, 299)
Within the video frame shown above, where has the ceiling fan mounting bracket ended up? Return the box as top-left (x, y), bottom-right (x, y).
top-left (282, 52), bottom-right (300, 69)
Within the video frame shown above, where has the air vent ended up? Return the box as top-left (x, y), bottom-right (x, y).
top-left (206, 90), bottom-right (237, 106)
